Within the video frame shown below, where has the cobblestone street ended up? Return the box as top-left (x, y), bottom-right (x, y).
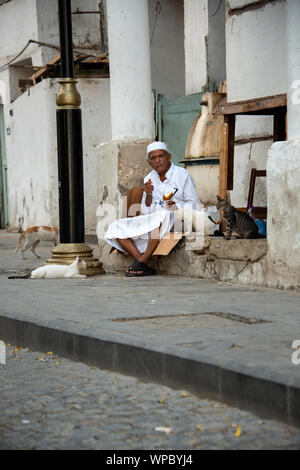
top-left (1, 344), bottom-right (300, 450)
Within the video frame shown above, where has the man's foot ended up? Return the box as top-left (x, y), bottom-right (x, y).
top-left (125, 262), bottom-right (136, 274)
top-left (125, 261), bottom-right (156, 277)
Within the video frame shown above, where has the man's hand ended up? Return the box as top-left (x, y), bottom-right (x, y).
top-left (143, 179), bottom-right (153, 195)
top-left (166, 200), bottom-right (177, 211)
top-left (144, 179), bottom-right (153, 207)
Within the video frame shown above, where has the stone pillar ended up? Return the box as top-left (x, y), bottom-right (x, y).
top-left (266, 0), bottom-right (300, 288)
top-left (106, 0), bottom-right (153, 140)
top-left (97, 0), bottom-right (154, 260)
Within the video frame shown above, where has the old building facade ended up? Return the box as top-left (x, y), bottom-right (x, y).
top-left (0, 0), bottom-right (299, 288)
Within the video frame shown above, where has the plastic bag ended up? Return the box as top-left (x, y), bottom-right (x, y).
top-left (254, 218), bottom-right (267, 237)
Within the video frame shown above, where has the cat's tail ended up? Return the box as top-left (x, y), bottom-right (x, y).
top-left (13, 232), bottom-right (24, 254)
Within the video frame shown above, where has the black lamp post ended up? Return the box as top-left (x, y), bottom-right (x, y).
top-left (57, 0), bottom-right (84, 244)
top-left (46, 0), bottom-right (104, 275)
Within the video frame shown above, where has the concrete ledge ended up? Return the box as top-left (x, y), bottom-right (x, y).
top-left (0, 314), bottom-right (299, 428)
top-left (98, 237), bottom-right (269, 287)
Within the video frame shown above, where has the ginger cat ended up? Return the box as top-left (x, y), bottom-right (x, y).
top-left (14, 226), bottom-right (58, 259)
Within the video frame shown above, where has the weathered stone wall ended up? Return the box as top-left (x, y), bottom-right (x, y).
top-left (96, 140), bottom-right (152, 242)
top-left (97, 236), bottom-right (271, 288)
top-left (153, 237), bottom-right (268, 287)
top-left (266, 140), bottom-right (300, 290)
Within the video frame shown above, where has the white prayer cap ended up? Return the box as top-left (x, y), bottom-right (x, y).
top-left (147, 141), bottom-right (168, 155)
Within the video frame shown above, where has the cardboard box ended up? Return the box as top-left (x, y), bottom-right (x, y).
top-left (152, 232), bottom-right (183, 256)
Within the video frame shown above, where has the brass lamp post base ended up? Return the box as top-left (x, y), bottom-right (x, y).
top-left (45, 243), bottom-right (105, 276)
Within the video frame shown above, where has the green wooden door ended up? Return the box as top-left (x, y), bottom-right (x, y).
top-left (156, 92), bottom-right (203, 167)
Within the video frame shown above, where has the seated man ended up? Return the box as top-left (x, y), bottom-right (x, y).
top-left (104, 141), bottom-right (201, 276)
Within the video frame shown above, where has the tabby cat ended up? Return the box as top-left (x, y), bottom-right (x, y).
top-left (216, 195), bottom-right (258, 240)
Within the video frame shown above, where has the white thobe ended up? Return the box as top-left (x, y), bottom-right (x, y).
top-left (104, 163), bottom-right (201, 253)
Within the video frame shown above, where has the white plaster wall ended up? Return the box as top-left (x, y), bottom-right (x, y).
top-left (6, 77), bottom-right (111, 230)
top-left (36, 0), bottom-right (102, 65)
top-left (0, 0), bottom-right (38, 66)
top-left (0, 0), bottom-right (41, 108)
top-left (0, 0), bottom-right (104, 105)
top-left (235, 115), bottom-right (273, 141)
top-left (226, 1), bottom-right (286, 102)
top-left (6, 79), bottom-right (57, 229)
top-left (0, 0), bottom-right (102, 67)
top-left (148, 0), bottom-right (185, 99)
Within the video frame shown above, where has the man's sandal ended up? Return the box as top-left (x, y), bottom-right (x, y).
top-left (125, 261), bottom-right (156, 277)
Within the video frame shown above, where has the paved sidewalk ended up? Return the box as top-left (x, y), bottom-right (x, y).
top-left (2, 344), bottom-right (300, 450)
top-left (1, 230), bottom-right (300, 427)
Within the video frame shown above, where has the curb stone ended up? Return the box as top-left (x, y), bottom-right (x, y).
top-left (0, 314), bottom-right (299, 428)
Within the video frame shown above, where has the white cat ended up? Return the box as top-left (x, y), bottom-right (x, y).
top-left (14, 226), bottom-right (58, 259)
top-left (31, 256), bottom-right (87, 279)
